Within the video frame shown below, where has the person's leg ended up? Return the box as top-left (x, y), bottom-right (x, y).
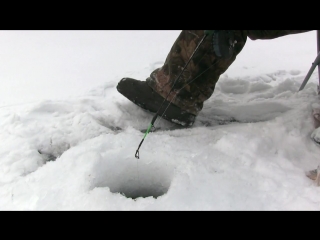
top-left (146, 30), bottom-right (247, 115)
top-left (117, 30), bottom-right (247, 126)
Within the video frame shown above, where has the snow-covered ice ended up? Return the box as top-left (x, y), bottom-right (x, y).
top-left (0, 30), bottom-right (320, 210)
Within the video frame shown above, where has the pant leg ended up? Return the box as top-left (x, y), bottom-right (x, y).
top-left (246, 30), bottom-right (313, 40)
top-left (146, 30), bottom-right (247, 115)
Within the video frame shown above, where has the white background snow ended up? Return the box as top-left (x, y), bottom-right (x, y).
top-left (1, 30), bottom-right (320, 210)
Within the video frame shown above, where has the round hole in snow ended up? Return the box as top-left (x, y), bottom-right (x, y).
top-left (93, 159), bottom-right (174, 199)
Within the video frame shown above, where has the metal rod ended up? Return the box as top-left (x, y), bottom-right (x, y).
top-left (298, 51), bottom-right (320, 91)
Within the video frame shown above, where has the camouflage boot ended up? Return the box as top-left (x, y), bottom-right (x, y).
top-left (117, 30), bottom-right (247, 127)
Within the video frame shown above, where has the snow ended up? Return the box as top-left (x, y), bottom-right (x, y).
top-left (1, 30), bottom-right (320, 210)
